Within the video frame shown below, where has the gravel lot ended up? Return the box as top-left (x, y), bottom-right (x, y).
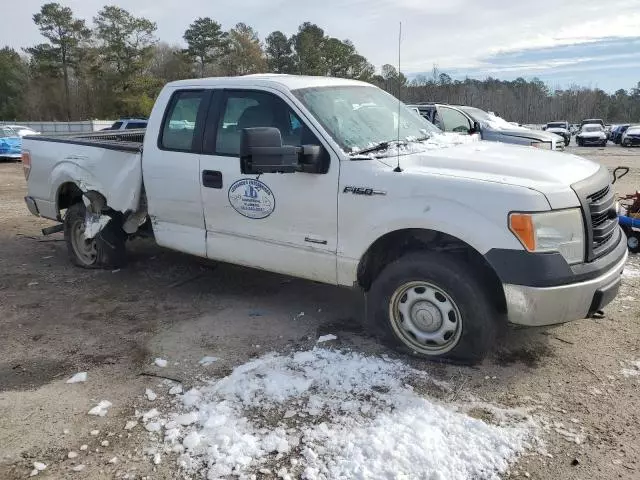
top-left (1, 143), bottom-right (639, 479)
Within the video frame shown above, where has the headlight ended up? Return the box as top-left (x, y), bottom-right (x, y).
top-left (509, 209), bottom-right (585, 264)
top-left (531, 141), bottom-right (552, 149)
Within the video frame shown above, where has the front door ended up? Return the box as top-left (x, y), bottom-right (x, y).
top-left (199, 88), bottom-right (339, 284)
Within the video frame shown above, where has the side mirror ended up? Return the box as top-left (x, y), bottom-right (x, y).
top-left (240, 127), bottom-right (298, 174)
top-left (469, 121), bottom-right (481, 135)
top-left (240, 127), bottom-right (325, 175)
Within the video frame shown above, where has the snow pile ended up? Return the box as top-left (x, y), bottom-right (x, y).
top-left (29, 462), bottom-right (47, 476)
top-left (316, 334), bottom-right (337, 343)
top-left (145, 389), bottom-right (157, 401)
top-left (145, 348), bottom-right (535, 479)
top-left (66, 372), bottom-right (87, 384)
top-left (154, 358), bottom-right (168, 368)
top-left (199, 356), bottom-right (219, 366)
top-left (621, 360), bottom-right (640, 378)
top-left (88, 400), bottom-right (112, 417)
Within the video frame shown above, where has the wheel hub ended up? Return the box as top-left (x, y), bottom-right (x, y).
top-left (71, 221), bottom-right (98, 265)
top-left (388, 281), bottom-right (463, 356)
top-left (410, 301), bottom-right (442, 332)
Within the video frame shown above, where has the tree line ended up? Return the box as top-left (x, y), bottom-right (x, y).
top-left (0, 2), bottom-right (639, 123)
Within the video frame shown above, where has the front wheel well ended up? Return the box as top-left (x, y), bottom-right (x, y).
top-left (356, 228), bottom-right (506, 313)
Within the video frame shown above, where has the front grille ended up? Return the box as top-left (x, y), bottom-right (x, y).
top-left (572, 167), bottom-right (620, 262)
top-left (586, 184), bottom-right (618, 258)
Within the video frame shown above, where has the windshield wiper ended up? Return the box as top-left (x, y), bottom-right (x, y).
top-left (349, 135), bottom-right (433, 157)
top-left (350, 140), bottom-right (406, 156)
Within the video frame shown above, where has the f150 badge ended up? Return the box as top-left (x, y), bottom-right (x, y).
top-left (228, 179), bottom-right (275, 219)
top-left (343, 186), bottom-right (386, 196)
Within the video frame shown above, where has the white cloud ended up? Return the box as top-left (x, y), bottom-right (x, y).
top-left (2, 0), bottom-right (640, 78)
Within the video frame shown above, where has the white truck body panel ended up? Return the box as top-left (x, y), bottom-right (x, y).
top-left (25, 141), bottom-right (142, 219)
top-left (22, 74), bottom-right (626, 336)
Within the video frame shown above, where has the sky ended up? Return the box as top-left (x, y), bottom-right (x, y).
top-left (2, 0), bottom-right (640, 92)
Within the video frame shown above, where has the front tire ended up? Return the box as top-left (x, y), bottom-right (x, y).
top-left (64, 203), bottom-right (126, 269)
top-left (366, 251), bottom-right (497, 364)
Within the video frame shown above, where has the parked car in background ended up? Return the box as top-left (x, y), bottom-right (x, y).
top-left (604, 124), bottom-right (612, 139)
top-left (611, 124), bottom-right (631, 144)
top-left (408, 103), bottom-right (565, 150)
top-left (102, 118), bottom-right (148, 131)
top-left (0, 126), bottom-right (22, 160)
top-left (576, 124), bottom-right (607, 146)
top-left (581, 118), bottom-right (605, 128)
top-left (542, 121), bottom-right (571, 146)
top-left (5, 125), bottom-right (41, 137)
top-left (621, 125), bottom-right (640, 147)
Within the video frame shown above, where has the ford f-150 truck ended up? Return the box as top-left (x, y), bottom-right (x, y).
top-left (22, 74), bottom-right (627, 363)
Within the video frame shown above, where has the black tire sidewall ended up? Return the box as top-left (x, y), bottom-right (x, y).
top-left (367, 251), bottom-right (496, 364)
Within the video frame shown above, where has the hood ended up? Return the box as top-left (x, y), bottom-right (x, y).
top-left (488, 127), bottom-right (560, 143)
top-left (377, 141), bottom-right (600, 209)
top-left (546, 127), bottom-right (569, 135)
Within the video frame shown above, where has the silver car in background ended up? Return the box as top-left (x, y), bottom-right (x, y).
top-left (408, 103), bottom-right (565, 151)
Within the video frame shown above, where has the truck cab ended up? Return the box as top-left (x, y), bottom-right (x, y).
top-left (23, 75), bottom-right (627, 364)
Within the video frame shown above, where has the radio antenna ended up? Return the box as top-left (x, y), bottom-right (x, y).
top-left (394, 21), bottom-right (403, 173)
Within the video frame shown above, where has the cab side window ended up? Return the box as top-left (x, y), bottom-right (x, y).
top-left (215, 91), bottom-right (307, 156)
top-left (440, 107), bottom-right (472, 133)
top-left (160, 90), bottom-right (207, 152)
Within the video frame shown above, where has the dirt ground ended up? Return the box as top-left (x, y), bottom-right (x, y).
top-left (1, 143), bottom-right (639, 480)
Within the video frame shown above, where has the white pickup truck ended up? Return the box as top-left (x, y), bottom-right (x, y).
top-left (22, 74), bottom-right (627, 363)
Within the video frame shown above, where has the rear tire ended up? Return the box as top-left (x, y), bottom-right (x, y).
top-left (366, 251), bottom-right (497, 364)
top-left (64, 203), bottom-right (126, 269)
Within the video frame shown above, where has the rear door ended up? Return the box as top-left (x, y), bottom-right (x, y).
top-left (143, 89), bottom-right (211, 257)
top-left (198, 88), bottom-right (339, 284)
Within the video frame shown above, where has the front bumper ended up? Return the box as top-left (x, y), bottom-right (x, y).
top-left (580, 137), bottom-right (606, 145)
top-left (503, 247), bottom-right (627, 326)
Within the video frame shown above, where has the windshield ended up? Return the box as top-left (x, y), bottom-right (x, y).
top-left (583, 125), bottom-right (602, 132)
top-left (0, 127), bottom-right (17, 138)
top-left (457, 106), bottom-right (524, 131)
top-left (291, 85), bottom-right (441, 154)
top-left (547, 123), bottom-right (566, 129)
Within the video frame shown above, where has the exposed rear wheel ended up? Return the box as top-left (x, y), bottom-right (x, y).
top-left (366, 251), bottom-right (497, 364)
top-left (64, 203), bottom-right (126, 269)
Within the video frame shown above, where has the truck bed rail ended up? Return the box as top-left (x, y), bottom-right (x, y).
top-left (24, 129), bottom-right (145, 153)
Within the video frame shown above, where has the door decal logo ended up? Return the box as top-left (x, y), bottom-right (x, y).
top-left (228, 179), bottom-right (275, 219)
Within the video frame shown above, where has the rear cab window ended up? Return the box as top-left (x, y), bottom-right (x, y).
top-left (159, 90), bottom-right (209, 152)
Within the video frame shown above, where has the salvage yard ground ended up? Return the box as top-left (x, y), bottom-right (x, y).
top-left (1, 144), bottom-right (639, 479)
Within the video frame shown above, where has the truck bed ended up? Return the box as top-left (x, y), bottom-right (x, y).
top-left (25, 129), bottom-right (145, 153)
top-left (23, 129), bottom-right (145, 221)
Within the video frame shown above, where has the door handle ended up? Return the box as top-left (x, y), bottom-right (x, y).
top-left (202, 170), bottom-right (223, 189)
